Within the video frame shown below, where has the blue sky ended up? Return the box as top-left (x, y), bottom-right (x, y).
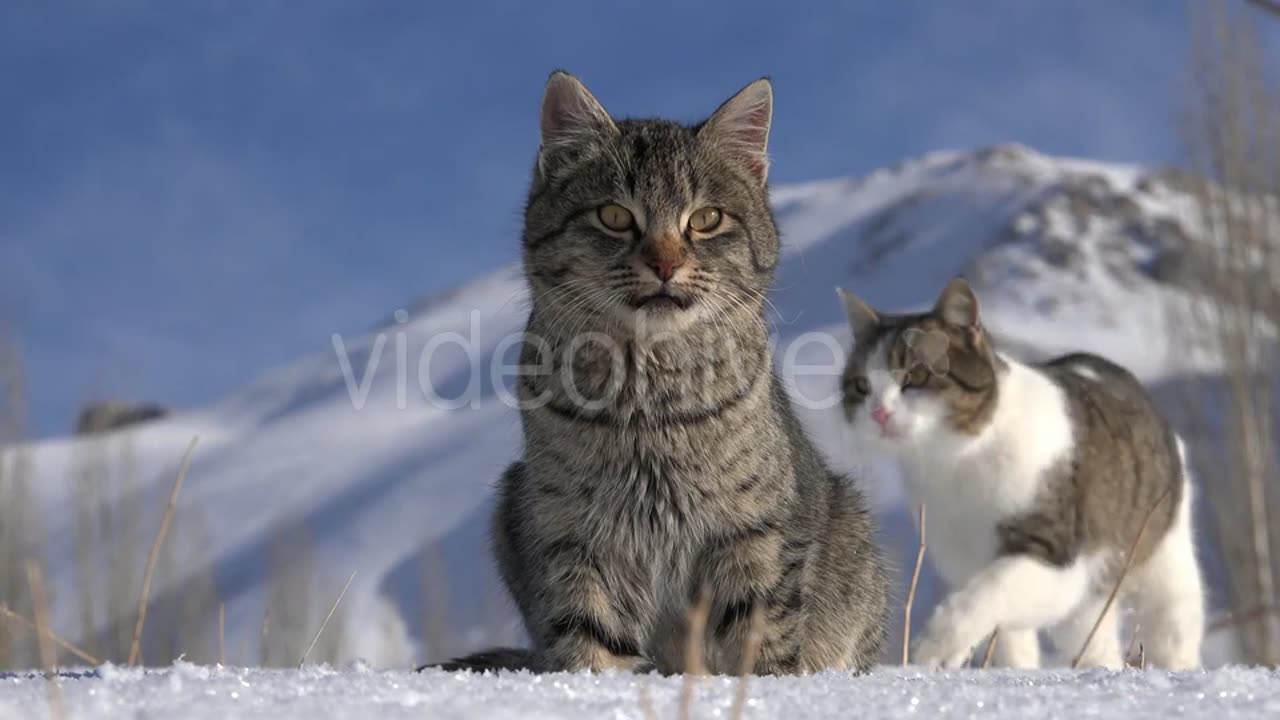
top-left (1, 1), bottom-right (1198, 436)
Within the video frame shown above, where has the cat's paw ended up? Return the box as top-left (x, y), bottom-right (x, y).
top-left (912, 610), bottom-right (983, 669)
top-left (911, 634), bottom-right (973, 669)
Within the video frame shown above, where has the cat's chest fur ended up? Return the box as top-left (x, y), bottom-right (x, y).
top-left (589, 430), bottom-right (716, 539)
top-left (898, 363), bottom-right (1075, 584)
top-left (544, 399), bottom-right (781, 535)
top-left (520, 329), bottom-right (785, 567)
top-left (525, 406), bottom-right (787, 623)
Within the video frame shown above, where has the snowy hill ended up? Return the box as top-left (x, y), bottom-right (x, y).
top-left (2, 144), bottom-right (1224, 668)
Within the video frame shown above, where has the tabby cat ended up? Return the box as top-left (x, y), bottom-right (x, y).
top-left (428, 71), bottom-right (888, 674)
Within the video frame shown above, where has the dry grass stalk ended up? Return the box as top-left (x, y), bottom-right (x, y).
top-left (1138, 644), bottom-right (1146, 670)
top-left (299, 570), bottom-right (356, 668)
top-left (729, 604), bottom-right (765, 720)
top-left (903, 504), bottom-right (926, 666)
top-left (980, 630), bottom-right (999, 669)
top-left (419, 544), bottom-right (453, 663)
top-left (26, 563), bottom-right (55, 668)
top-left (26, 562), bottom-right (65, 720)
top-left (1176, 0), bottom-right (1280, 665)
top-left (1072, 486), bottom-right (1173, 668)
top-left (0, 604), bottom-right (100, 666)
top-left (1124, 623), bottom-right (1142, 667)
top-left (677, 588), bottom-right (712, 720)
top-left (128, 435), bottom-right (199, 665)
top-left (218, 603), bottom-right (226, 666)
top-left (260, 608), bottom-right (271, 661)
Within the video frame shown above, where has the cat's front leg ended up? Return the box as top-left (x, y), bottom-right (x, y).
top-left (690, 521), bottom-right (811, 675)
top-left (542, 620), bottom-right (652, 673)
top-left (913, 554), bottom-right (1089, 669)
top-left (521, 540), bottom-right (652, 673)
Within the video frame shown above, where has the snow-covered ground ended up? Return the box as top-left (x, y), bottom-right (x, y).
top-left (1, 143), bottom-right (1238, 668)
top-left (1, 665), bottom-right (1278, 720)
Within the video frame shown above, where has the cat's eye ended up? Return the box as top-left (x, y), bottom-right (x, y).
top-left (853, 377), bottom-right (870, 395)
top-left (598, 204), bottom-right (635, 232)
top-left (688, 207), bottom-right (723, 233)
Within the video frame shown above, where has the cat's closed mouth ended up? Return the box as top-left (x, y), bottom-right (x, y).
top-left (631, 290), bottom-right (693, 311)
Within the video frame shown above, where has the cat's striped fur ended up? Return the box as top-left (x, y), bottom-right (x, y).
top-left (428, 71), bottom-right (888, 674)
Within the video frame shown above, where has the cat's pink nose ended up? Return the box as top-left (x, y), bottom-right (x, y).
top-left (641, 234), bottom-right (687, 282)
top-left (871, 405), bottom-right (892, 427)
top-left (648, 258), bottom-right (682, 282)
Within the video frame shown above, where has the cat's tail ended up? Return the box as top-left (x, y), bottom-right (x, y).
top-left (416, 647), bottom-right (538, 673)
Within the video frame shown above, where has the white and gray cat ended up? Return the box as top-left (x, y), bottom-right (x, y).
top-left (839, 278), bottom-right (1204, 669)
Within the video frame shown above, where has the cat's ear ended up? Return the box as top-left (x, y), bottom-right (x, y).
top-left (538, 70), bottom-right (617, 176)
top-left (934, 277), bottom-right (980, 328)
top-left (699, 78), bottom-right (773, 184)
top-left (837, 287), bottom-right (879, 342)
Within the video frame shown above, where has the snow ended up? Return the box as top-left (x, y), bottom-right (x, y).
top-left (0, 665), bottom-right (1278, 720)
top-left (1, 143), bottom-right (1235, 669)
